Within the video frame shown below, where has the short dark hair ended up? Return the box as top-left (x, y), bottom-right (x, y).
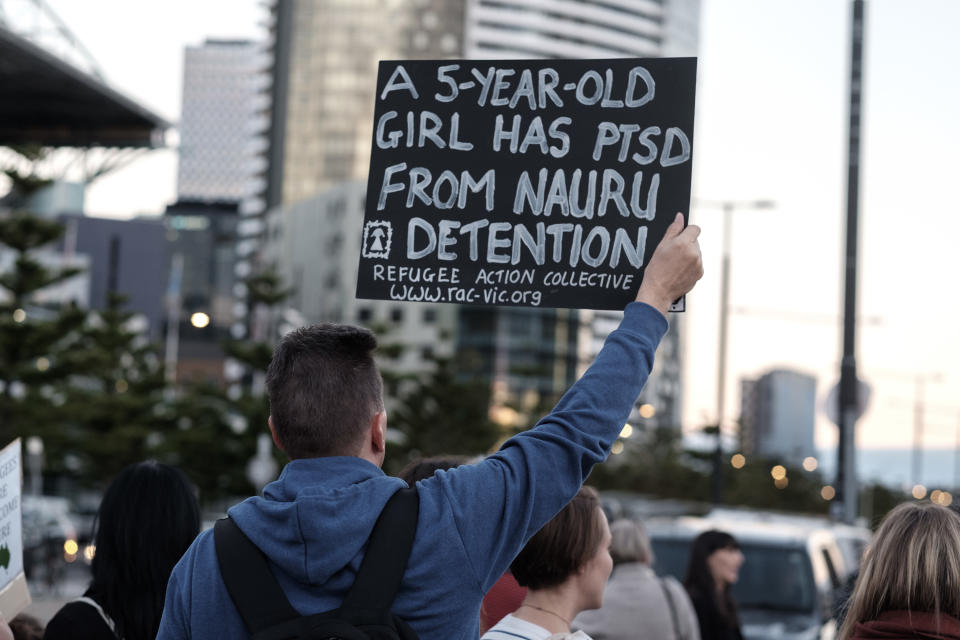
top-left (266, 323), bottom-right (384, 458)
top-left (92, 461), bottom-right (200, 640)
top-left (9, 613), bottom-right (44, 640)
top-left (511, 486), bottom-right (605, 590)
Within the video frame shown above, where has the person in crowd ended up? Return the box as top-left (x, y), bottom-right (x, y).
top-left (397, 455), bottom-right (467, 484)
top-left (157, 213), bottom-right (703, 639)
top-left (838, 502), bottom-right (960, 640)
top-left (684, 530), bottom-right (745, 640)
top-left (574, 519), bottom-right (700, 640)
top-left (8, 614), bottom-right (44, 640)
top-left (44, 461), bottom-right (200, 640)
top-left (482, 486), bottom-right (611, 640)
top-left (482, 572), bottom-right (529, 635)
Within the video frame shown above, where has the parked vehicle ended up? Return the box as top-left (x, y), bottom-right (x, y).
top-left (21, 495), bottom-right (79, 587)
top-left (647, 515), bottom-right (855, 640)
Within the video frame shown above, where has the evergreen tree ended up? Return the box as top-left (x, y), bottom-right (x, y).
top-left (383, 351), bottom-right (500, 474)
top-left (0, 150), bottom-right (87, 454)
top-left (51, 293), bottom-right (172, 482)
top-left (161, 269), bottom-right (291, 500)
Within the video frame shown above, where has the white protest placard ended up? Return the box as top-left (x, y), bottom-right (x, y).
top-left (0, 439), bottom-right (30, 617)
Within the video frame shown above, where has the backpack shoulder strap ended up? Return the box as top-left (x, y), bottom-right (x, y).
top-left (341, 486), bottom-right (420, 613)
top-left (214, 517), bottom-right (301, 633)
top-left (659, 576), bottom-right (681, 640)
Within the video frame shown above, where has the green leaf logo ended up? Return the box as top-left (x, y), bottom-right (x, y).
top-left (0, 545), bottom-right (9, 570)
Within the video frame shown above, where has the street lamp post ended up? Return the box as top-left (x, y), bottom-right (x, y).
top-left (697, 199), bottom-right (774, 505)
top-left (25, 436), bottom-right (44, 496)
top-left (836, 0), bottom-right (866, 524)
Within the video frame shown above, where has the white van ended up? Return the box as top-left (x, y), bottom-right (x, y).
top-left (647, 516), bottom-right (853, 640)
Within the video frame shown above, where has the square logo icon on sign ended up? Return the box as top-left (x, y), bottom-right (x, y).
top-left (361, 221), bottom-right (393, 259)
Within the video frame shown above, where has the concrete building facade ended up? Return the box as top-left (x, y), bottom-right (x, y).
top-left (465, 0), bottom-right (666, 58)
top-left (60, 215), bottom-right (168, 339)
top-left (739, 369), bottom-right (818, 463)
top-left (272, 0), bottom-right (466, 205)
top-left (261, 181), bottom-right (458, 379)
top-left (177, 39), bottom-right (269, 204)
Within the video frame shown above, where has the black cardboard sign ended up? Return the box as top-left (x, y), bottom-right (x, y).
top-left (356, 58), bottom-right (697, 311)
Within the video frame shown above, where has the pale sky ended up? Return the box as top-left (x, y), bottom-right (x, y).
top-left (43, 0), bottom-right (960, 454)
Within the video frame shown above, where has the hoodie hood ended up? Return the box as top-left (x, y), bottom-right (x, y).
top-left (228, 456), bottom-right (407, 585)
top-left (851, 610), bottom-right (960, 640)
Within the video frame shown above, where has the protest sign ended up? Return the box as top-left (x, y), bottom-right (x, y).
top-left (355, 57), bottom-right (697, 311)
top-left (0, 439), bottom-right (29, 617)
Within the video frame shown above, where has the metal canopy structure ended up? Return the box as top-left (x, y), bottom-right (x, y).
top-left (0, 22), bottom-right (169, 148)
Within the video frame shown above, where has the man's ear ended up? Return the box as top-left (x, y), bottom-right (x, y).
top-left (268, 415), bottom-right (285, 452)
top-left (370, 411), bottom-right (387, 456)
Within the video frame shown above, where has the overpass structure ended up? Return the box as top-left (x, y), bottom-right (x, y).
top-left (0, 2), bottom-right (168, 148)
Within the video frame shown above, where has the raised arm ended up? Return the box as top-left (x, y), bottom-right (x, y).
top-left (424, 213), bottom-right (703, 591)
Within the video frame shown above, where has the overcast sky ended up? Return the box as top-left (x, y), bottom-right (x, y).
top-left (43, 0), bottom-right (960, 458)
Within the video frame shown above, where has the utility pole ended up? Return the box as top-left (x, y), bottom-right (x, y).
top-left (836, 0), bottom-right (865, 524)
top-left (712, 203), bottom-right (732, 504)
top-left (696, 199), bottom-right (774, 505)
top-left (164, 253), bottom-right (184, 385)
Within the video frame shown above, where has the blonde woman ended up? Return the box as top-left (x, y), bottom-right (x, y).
top-left (574, 519), bottom-right (700, 640)
top-left (839, 502), bottom-right (960, 640)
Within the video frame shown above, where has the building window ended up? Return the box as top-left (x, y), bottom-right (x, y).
top-left (423, 308), bottom-right (436, 323)
top-left (390, 307), bottom-right (403, 323)
top-left (357, 307), bottom-right (372, 322)
top-left (421, 345), bottom-right (434, 360)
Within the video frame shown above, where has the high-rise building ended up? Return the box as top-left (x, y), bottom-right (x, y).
top-left (465, 0), bottom-right (679, 59)
top-left (59, 215), bottom-right (168, 339)
top-left (230, 0), bottom-right (465, 359)
top-left (177, 39), bottom-right (269, 203)
top-left (269, 0), bottom-right (466, 206)
top-left (739, 369), bottom-right (817, 463)
top-left (175, 38), bottom-right (270, 382)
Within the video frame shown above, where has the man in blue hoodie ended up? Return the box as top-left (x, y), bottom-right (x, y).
top-left (157, 213), bottom-right (703, 639)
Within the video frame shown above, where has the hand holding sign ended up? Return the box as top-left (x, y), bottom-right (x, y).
top-left (0, 440), bottom-right (28, 618)
top-left (635, 213), bottom-right (703, 316)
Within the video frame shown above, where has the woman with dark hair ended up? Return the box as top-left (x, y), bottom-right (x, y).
top-left (44, 461), bottom-right (200, 640)
top-left (684, 530), bottom-right (745, 640)
top-left (482, 486), bottom-right (612, 639)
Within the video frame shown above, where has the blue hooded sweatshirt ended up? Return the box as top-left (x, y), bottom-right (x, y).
top-left (157, 302), bottom-right (667, 639)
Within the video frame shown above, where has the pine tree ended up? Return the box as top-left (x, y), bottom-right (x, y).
top-left (161, 269), bottom-right (291, 499)
top-left (49, 293), bottom-right (173, 482)
top-left (0, 149), bottom-right (87, 454)
top-left (383, 352), bottom-right (501, 474)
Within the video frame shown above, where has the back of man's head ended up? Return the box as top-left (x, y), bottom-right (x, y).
top-left (266, 323), bottom-right (383, 459)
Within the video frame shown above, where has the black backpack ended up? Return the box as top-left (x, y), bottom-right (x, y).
top-left (214, 487), bottom-right (420, 640)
